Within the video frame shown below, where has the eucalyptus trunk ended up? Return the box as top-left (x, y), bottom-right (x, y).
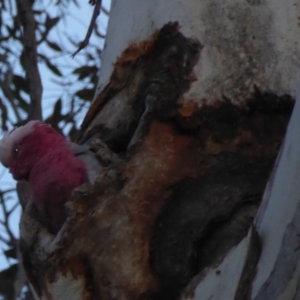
top-left (20, 0), bottom-right (300, 299)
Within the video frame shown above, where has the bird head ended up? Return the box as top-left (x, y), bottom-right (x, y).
top-left (0, 121), bottom-right (66, 180)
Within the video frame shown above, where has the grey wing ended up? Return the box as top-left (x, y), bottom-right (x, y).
top-left (67, 142), bottom-right (103, 183)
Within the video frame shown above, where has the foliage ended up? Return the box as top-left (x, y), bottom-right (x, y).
top-left (0, 0), bottom-right (109, 298)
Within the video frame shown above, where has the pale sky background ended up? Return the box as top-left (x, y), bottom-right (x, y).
top-left (0, 0), bottom-right (111, 271)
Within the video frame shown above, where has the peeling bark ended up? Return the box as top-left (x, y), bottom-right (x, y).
top-left (79, 22), bottom-right (201, 151)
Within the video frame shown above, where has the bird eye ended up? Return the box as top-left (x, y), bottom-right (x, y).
top-left (14, 148), bottom-right (19, 155)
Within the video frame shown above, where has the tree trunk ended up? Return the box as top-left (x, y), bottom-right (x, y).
top-left (19, 0), bottom-right (300, 299)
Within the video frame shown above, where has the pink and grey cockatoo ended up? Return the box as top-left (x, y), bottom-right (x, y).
top-left (0, 120), bottom-right (102, 233)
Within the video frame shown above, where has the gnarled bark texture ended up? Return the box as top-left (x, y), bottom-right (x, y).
top-left (19, 0), bottom-right (300, 299)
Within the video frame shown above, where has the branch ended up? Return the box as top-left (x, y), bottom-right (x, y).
top-left (71, 0), bottom-right (102, 58)
top-left (0, 69), bottom-right (22, 123)
top-left (16, 0), bottom-right (43, 121)
top-left (0, 193), bottom-right (16, 247)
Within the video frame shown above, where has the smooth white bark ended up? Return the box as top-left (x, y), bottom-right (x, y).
top-left (189, 229), bottom-right (253, 300)
top-left (251, 87), bottom-right (300, 299)
top-left (97, 0), bottom-right (300, 102)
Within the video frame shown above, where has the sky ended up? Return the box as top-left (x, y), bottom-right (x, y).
top-left (0, 0), bottom-right (111, 272)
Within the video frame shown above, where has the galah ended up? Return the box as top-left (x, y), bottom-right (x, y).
top-left (0, 120), bottom-right (102, 233)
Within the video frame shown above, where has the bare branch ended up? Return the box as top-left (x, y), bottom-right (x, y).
top-left (0, 193), bottom-right (16, 247)
top-left (71, 0), bottom-right (102, 58)
top-left (0, 233), bottom-right (9, 244)
top-left (16, 0), bottom-right (43, 121)
top-left (0, 88), bottom-right (22, 124)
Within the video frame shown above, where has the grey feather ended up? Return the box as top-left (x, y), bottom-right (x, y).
top-left (67, 142), bottom-right (103, 183)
